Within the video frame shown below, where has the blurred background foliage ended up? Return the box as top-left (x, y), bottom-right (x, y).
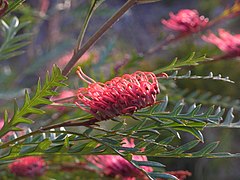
top-left (0, 0), bottom-right (240, 179)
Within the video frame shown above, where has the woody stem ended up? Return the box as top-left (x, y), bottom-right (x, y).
top-left (62, 0), bottom-right (137, 76)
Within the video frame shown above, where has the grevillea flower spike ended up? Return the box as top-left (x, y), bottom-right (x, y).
top-left (162, 9), bottom-right (209, 33)
top-left (202, 29), bottom-right (240, 58)
top-left (75, 67), bottom-right (167, 121)
top-left (9, 156), bottom-right (46, 177)
top-left (87, 138), bottom-right (153, 180)
top-left (88, 138), bottom-right (191, 179)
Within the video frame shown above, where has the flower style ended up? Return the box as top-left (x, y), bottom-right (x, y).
top-left (162, 9), bottom-right (208, 33)
top-left (87, 138), bottom-right (153, 180)
top-left (202, 29), bottom-right (240, 57)
top-left (9, 156), bottom-right (46, 177)
top-left (0, 0), bottom-right (8, 17)
top-left (75, 67), bottom-right (165, 121)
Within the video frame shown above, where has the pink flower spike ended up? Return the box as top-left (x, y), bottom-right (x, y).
top-left (75, 67), bottom-right (162, 121)
top-left (9, 156), bottom-right (46, 177)
top-left (87, 138), bottom-right (153, 179)
top-left (162, 9), bottom-right (209, 33)
top-left (202, 29), bottom-right (240, 57)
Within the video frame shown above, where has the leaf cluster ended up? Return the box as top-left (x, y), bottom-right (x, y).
top-left (0, 17), bottom-right (31, 61)
top-left (0, 65), bottom-right (67, 138)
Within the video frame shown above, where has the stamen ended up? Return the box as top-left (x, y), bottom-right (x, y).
top-left (76, 67), bottom-right (96, 84)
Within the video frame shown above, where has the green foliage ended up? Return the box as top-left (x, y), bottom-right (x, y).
top-left (0, 95), bottom-right (239, 180)
top-left (0, 121), bottom-right (237, 160)
top-left (2, 95), bottom-right (240, 179)
top-left (167, 70), bottom-right (234, 83)
top-left (208, 108), bottom-right (240, 128)
top-left (0, 65), bottom-right (67, 138)
top-left (0, 16), bottom-right (31, 61)
top-left (154, 52), bottom-right (211, 74)
top-left (134, 96), bottom-right (224, 142)
top-left (3, 0), bottom-right (25, 17)
top-left (0, 128), bottom-right (168, 179)
top-left (1, 1), bottom-right (240, 179)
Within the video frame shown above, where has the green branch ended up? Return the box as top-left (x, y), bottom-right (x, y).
top-left (154, 53), bottom-right (211, 74)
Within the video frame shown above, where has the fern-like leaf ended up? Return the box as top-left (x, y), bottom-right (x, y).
top-left (154, 52), bottom-right (211, 74)
top-left (0, 16), bottom-right (31, 61)
top-left (0, 65), bottom-right (67, 138)
top-left (136, 96), bottom-right (224, 124)
top-left (0, 128), bottom-right (174, 179)
top-left (208, 108), bottom-right (240, 128)
top-left (1, 127), bottom-right (237, 163)
top-left (133, 96), bottom-right (225, 141)
top-left (163, 70), bottom-right (234, 83)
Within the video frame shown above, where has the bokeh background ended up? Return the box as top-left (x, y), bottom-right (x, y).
top-left (1, 0), bottom-right (240, 179)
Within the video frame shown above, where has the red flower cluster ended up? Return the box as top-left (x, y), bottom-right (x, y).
top-left (162, 9), bottom-right (208, 33)
top-left (8, 156), bottom-right (46, 177)
top-left (202, 29), bottom-right (240, 57)
top-left (0, 0), bottom-right (8, 17)
top-left (75, 67), bottom-right (164, 121)
top-left (87, 138), bottom-right (153, 180)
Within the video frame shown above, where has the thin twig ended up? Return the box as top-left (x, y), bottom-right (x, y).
top-left (75, 1), bottom-right (98, 52)
top-left (62, 0), bottom-right (137, 76)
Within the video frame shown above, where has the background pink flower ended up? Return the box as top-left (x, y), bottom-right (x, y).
top-left (162, 9), bottom-right (208, 33)
top-left (202, 29), bottom-right (240, 57)
top-left (75, 67), bottom-right (163, 121)
top-left (0, 119), bottom-right (16, 142)
top-left (0, 0), bottom-right (8, 17)
top-left (53, 51), bottom-right (98, 69)
top-left (39, 0), bottom-right (49, 15)
top-left (87, 138), bottom-right (152, 180)
top-left (8, 156), bottom-right (46, 177)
